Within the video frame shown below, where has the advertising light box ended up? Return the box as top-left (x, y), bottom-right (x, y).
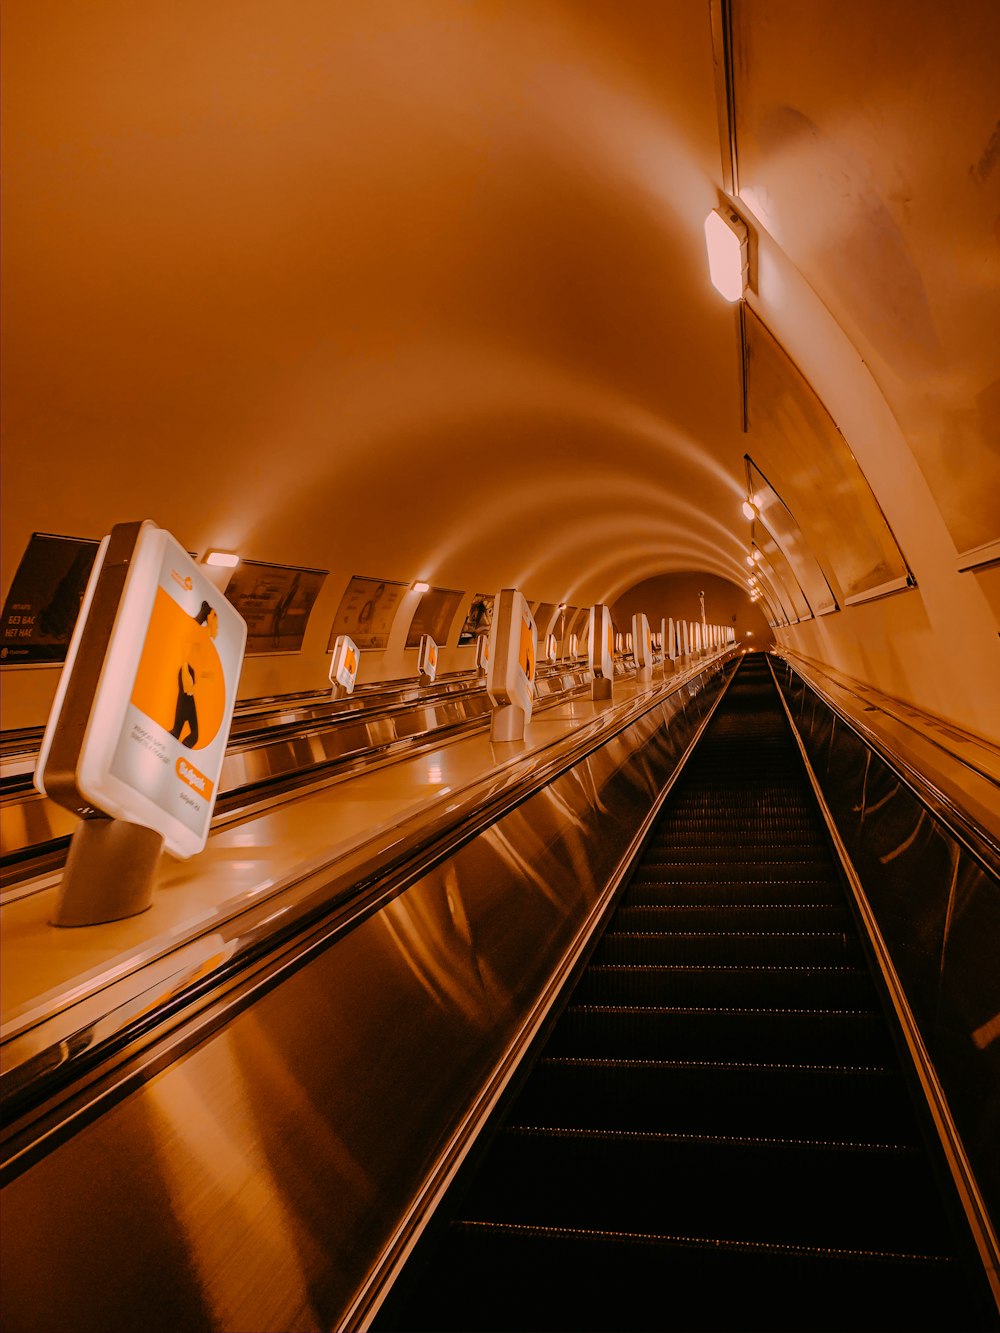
top-left (588, 604), bottom-right (614, 680)
top-left (632, 612), bottom-right (653, 672)
top-left (418, 634), bottom-right (439, 683)
top-left (329, 634), bottom-right (360, 692)
top-left (475, 631), bottom-right (490, 673)
top-left (486, 589), bottom-right (536, 720)
top-left (36, 520), bottom-right (247, 859)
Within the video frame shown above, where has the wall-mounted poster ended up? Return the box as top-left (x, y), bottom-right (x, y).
top-left (457, 592), bottom-right (495, 645)
top-left (406, 586), bottom-right (464, 649)
top-left (0, 532), bottom-right (100, 665)
top-left (328, 575), bottom-right (408, 652)
top-left (224, 559), bottom-right (327, 655)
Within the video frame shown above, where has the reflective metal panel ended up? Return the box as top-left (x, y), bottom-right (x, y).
top-left (773, 659), bottom-right (1000, 1231)
top-left (0, 660), bottom-right (734, 1333)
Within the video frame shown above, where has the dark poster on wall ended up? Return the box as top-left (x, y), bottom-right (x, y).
top-left (405, 586), bottom-right (464, 649)
top-left (224, 560), bottom-right (327, 655)
top-left (0, 532), bottom-right (100, 665)
top-left (456, 592), bottom-right (495, 645)
top-left (328, 575), bottom-right (409, 652)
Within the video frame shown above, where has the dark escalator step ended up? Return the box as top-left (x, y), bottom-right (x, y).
top-left (456, 1127), bottom-right (954, 1254)
top-left (613, 903), bottom-right (853, 931)
top-left (632, 861), bottom-right (838, 883)
top-left (623, 879), bottom-right (842, 906)
top-left (575, 963), bottom-right (876, 1007)
top-left (593, 930), bottom-right (862, 967)
top-left (381, 1221), bottom-right (984, 1333)
top-left (647, 832), bottom-right (828, 851)
top-left (514, 1057), bottom-right (917, 1141)
top-left (641, 849), bottom-right (833, 867)
top-left (547, 1003), bottom-right (893, 1064)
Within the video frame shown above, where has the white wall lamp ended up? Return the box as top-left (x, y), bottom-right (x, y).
top-left (412, 581), bottom-right (430, 593)
top-left (742, 499), bottom-right (758, 521)
top-left (704, 207), bottom-right (749, 302)
top-left (204, 550), bottom-right (240, 568)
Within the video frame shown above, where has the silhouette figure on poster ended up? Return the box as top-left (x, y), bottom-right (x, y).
top-left (358, 583), bottom-right (385, 632)
top-left (38, 545), bottom-right (98, 642)
top-left (271, 572), bottom-right (301, 648)
top-left (170, 601), bottom-right (220, 749)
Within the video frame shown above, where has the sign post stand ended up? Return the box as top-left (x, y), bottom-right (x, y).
top-left (52, 817), bottom-right (164, 927)
top-left (632, 612), bottom-right (653, 684)
top-left (485, 589), bottom-right (536, 742)
top-left (588, 604), bottom-right (614, 701)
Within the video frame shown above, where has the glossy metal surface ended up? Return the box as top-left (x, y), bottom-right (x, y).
top-left (772, 656), bottom-right (1000, 1241)
top-left (0, 657), bottom-right (734, 1333)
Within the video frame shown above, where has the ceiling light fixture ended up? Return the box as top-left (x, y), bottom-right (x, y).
top-left (412, 581), bottom-right (430, 594)
top-left (742, 500), bottom-right (758, 521)
top-left (204, 550), bottom-right (240, 568)
top-left (704, 207), bottom-right (749, 302)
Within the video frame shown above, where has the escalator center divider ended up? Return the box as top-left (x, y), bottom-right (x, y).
top-left (372, 654), bottom-right (998, 1333)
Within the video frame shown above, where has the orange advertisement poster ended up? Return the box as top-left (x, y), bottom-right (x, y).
top-left (130, 586), bottom-right (227, 751)
top-left (518, 615), bottom-right (535, 682)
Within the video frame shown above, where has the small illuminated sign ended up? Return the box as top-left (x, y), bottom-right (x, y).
top-left (632, 612), bottom-right (653, 670)
top-left (36, 521), bottom-right (247, 858)
top-left (588, 604), bottom-right (614, 681)
top-left (417, 634), bottom-right (439, 683)
top-left (329, 634), bottom-right (360, 693)
top-left (486, 589), bottom-right (536, 720)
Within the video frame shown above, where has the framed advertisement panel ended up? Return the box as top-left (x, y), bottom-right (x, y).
top-left (0, 532), bottom-right (100, 665)
top-left (457, 592), bottom-right (494, 646)
top-left (328, 576), bottom-right (408, 652)
top-left (405, 586), bottom-right (463, 649)
top-left (224, 559), bottom-right (327, 655)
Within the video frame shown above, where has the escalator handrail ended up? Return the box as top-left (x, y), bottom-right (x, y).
top-left (774, 652), bottom-right (1000, 877)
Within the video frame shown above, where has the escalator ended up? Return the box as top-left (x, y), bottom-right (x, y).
top-left (374, 654), bottom-right (997, 1333)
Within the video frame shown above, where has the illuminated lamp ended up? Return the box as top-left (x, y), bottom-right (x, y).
top-left (742, 500), bottom-right (758, 521)
top-left (745, 554), bottom-right (755, 568)
top-left (205, 550), bottom-right (240, 568)
top-left (704, 207), bottom-right (749, 302)
top-left (412, 581), bottom-right (430, 593)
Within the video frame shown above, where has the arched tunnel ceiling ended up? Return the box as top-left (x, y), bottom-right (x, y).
top-left (3, 1), bottom-right (998, 613)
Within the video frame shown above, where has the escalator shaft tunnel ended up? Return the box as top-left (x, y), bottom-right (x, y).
top-left (375, 655), bottom-right (997, 1333)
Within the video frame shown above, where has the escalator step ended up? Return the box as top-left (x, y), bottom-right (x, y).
top-left (593, 930), bottom-right (862, 967)
top-left (547, 1004), bottom-right (892, 1063)
top-left (383, 1222), bottom-right (980, 1333)
top-left (631, 862), bottom-right (838, 883)
top-left (623, 880), bottom-right (842, 906)
top-left (513, 1057), bottom-right (917, 1141)
top-left (613, 904), bottom-right (852, 931)
top-left (452, 1127), bottom-right (954, 1254)
top-left (575, 963), bottom-right (876, 1007)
